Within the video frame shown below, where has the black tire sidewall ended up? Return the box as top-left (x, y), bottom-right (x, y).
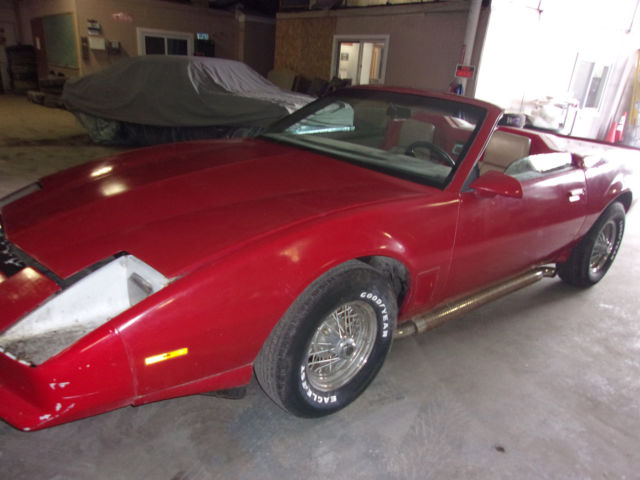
top-left (560, 201), bottom-right (626, 287)
top-left (282, 266), bottom-right (396, 416)
top-left (586, 205), bottom-right (625, 283)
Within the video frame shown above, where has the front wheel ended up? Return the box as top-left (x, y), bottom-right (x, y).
top-left (558, 202), bottom-right (625, 287)
top-left (254, 261), bottom-right (397, 417)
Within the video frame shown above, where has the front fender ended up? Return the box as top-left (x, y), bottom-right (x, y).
top-left (116, 194), bottom-right (459, 400)
top-left (0, 326), bottom-right (133, 431)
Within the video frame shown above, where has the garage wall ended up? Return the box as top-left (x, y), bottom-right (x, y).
top-left (274, 1), bottom-right (488, 94)
top-left (74, 0), bottom-right (239, 75)
top-left (334, 3), bottom-right (488, 93)
top-left (238, 16), bottom-right (276, 77)
top-left (0, 0), bottom-right (18, 30)
top-left (17, 0), bottom-right (75, 41)
top-left (16, 0), bottom-right (275, 78)
top-left (274, 15), bottom-right (336, 81)
top-left (0, 0), bottom-right (19, 91)
top-left (16, 0), bottom-right (78, 77)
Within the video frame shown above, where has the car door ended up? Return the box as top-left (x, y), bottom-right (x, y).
top-left (443, 154), bottom-right (588, 299)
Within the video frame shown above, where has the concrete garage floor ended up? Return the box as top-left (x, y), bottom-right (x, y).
top-left (0, 95), bottom-right (128, 198)
top-left (1, 94), bottom-right (639, 479)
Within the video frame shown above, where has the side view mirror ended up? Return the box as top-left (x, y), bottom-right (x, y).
top-left (469, 171), bottom-right (523, 199)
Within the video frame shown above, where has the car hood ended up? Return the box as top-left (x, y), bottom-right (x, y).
top-left (2, 139), bottom-right (430, 279)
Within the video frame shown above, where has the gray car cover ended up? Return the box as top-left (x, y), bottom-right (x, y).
top-left (62, 55), bottom-right (313, 128)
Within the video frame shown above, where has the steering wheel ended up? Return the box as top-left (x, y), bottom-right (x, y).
top-left (405, 141), bottom-right (455, 167)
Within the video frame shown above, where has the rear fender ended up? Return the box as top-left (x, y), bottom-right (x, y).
top-left (579, 161), bottom-right (634, 238)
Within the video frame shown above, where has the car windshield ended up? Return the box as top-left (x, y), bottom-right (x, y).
top-left (263, 89), bottom-right (487, 188)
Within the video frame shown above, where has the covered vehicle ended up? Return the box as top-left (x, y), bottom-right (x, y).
top-left (62, 55), bottom-right (313, 145)
top-left (0, 87), bottom-right (637, 431)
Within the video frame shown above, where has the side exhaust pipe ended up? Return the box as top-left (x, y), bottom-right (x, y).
top-left (394, 266), bottom-right (556, 339)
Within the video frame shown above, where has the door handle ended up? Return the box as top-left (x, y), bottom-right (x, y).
top-left (568, 188), bottom-right (584, 203)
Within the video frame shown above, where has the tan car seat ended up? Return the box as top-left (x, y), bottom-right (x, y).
top-left (479, 130), bottom-right (531, 175)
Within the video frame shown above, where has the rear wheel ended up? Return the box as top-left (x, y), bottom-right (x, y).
top-left (255, 260), bottom-right (397, 417)
top-left (558, 202), bottom-right (625, 287)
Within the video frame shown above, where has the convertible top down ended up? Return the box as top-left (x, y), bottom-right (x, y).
top-left (0, 87), bottom-right (636, 430)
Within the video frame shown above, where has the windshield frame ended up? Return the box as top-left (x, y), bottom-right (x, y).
top-left (262, 88), bottom-right (488, 190)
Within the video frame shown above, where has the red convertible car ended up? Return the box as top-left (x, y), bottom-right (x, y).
top-left (0, 87), bottom-right (636, 431)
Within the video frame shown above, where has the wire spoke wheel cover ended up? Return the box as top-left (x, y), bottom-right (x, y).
top-left (306, 301), bottom-right (377, 392)
top-left (589, 220), bottom-right (617, 275)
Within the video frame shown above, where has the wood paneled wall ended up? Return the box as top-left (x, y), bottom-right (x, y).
top-left (274, 16), bottom-right (336, 81)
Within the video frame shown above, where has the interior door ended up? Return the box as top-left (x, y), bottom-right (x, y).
top-left (335, 38), bottom-right (387, 86)
top-left (444, 167), bottom-right (587, 298)
top-left (0, 21), bottom-right (18, 92)
top-left (30, 18), bottom-right (48, 79)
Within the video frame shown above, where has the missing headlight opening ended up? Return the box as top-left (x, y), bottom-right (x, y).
top-left (0, 255), bottom-right (169, 365)
top-left (128, 272), bottom-right (154, 304)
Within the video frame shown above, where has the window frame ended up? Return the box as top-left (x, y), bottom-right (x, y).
top-left (569, 56), bottom-right (611, 111)
top-left (136, 27), bottom-right (194, 56)
top-left (330, 35), bottom-right (389, 86)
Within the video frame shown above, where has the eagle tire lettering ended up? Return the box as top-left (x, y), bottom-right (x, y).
top-left (299, 366), bottom-right (338, 405)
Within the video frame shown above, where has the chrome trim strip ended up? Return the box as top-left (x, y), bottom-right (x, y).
top-left (394, 266), bottom-right (557, 339)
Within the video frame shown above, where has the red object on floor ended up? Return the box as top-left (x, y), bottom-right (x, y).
top-left (615, 112), bottom-right (627, 143)
top-left (606, 121), bottom-right (617, 143)
top-left (606, 112), bottom-right (628, 143)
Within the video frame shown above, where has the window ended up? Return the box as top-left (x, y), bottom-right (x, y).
top-left (569, 58), bottom-right (610, 109)
top-left (264, 89), bottom-right (486, 189)
top-left (331, 35), bottom-right (389, 86)
top-left (137, 28), bottom-right (193, 56)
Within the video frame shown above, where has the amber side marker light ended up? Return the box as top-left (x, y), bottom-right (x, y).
top-left (145, 348), bottom-right (189, 365)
